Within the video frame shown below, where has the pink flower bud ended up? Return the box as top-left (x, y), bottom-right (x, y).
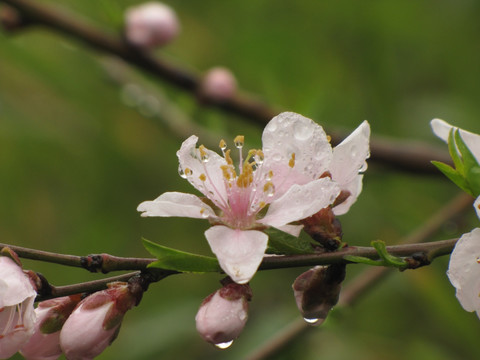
top-left (20, 295), bottom-right (81, 360)
top-left (125, 2), bottom-right (180, 49)
top-left (199, 67), bottom-right (237, 101)
top-left (195, 282), bottom-right (252, 348)
top-left (0, 256), bottom-right (36, 359)
top-left (59, 283), bottom-right (137, 360)
top-left (292, 264), bottom-right (345, 325)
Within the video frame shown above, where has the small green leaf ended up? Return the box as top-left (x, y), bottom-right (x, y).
top-left (431, 161), bottom-right (472, 195)
top-left (371, 240), bottom-right (407, 267)
top-left (265, 228), bottom-right (314, 255)
top-left (448, 129), bottom-right (464, 174)
top-left (466, 166), bottom-right (480, 197)
top-left (343, 255), bottom-right (384, 266)
top-left (454, 130), bottom-right (479, 173)
top-left (142, 238), bottom-right (220, 273)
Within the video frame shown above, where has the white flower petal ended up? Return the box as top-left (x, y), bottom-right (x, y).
top-left (137, 191), bottom-right (215, 219)
top-left (259, 178), bottom-right (340, 227)
top-left (177, 135), bottom-right (229, 207)
top-left (275, 224), bottom-right (304, 237)
top-left (447, 227), bottom-right (480, 316)
top-left (262, 112), bottom-right (333, 197)
top-left (431, 118), bottom-right (480, 163)
top-left (333, 175), bottom-right (363, 216)
top-left (330, 120), bottom-right (370, 186)
top-left (205, 226), bottom-right (268, 284)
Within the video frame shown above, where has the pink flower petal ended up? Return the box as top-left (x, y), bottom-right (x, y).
top-left (275, 224), bottom-right (304, 237)
top-left (205, 226), bottom-right (268, 284)
top-left (262, 112), bottom-right (333, 198)
top-left (330, 120), bottom-right (370, 186)
top-left (447, 227), bottom-right (480, 317)
top-left (259, 178), bottom-right (340, 228)
top-left (332, 175), bottom-right (363, 216)
top-left (137, 191), bottom-right (215, 219)
top-left (431, 118), bottom-right (480, 163)
top-left (177, 135), bottom-right (229, 208)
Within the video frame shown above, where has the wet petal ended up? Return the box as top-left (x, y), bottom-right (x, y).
top-left (259, 178), bottom-right (340, 227)
top-left (205, 226), bottom-right (268, 284)
top-left (330, 120), bottom-right (370, 186)
top-left (177, 135), bottom-right (229, 207)
top-left (137, 192), bottom-right (215, 219)
top-left (262, 112), bottom-right (333, 197)
top-left (333, 175), bottom-right (363, 216)
top-left (474, 196), bottom-right (480, 220)
top-left (431, 119), bottom-right (480, 163)
top-left (447, 227), bottom-right (480, 316)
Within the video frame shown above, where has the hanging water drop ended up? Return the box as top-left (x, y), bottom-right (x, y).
top-left (215, 340), bottom-right (234, 349)
top-left (234, 135), bottom-right (244, 149)
top-left (201, 153), bottom-right (210, 163)
top-left (303, 317), bottom-right (320, 325)
top-left (264, 182), bottom-right (275, 197)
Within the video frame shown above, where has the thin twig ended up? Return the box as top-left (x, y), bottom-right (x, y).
top-left (1, 0), bottom-right (451, 174)
top-left (245, 192), bottom-right (473, 360)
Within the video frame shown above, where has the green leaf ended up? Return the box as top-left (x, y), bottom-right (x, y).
top-left (454, 130), bottom-right (479, 175)
top-left (371, 240), bottom-right (407, 267)
top-left (431, 161), bottom-right (472, 195)
top-left (265, 227), bottom-right (314, 255)
top-left (343, 255), bottom-right (385, 266)
top-left (466, 166), bottom-right (480, 197)
top-left (142, 238), bottom-right (220, 273)
top-left (448, 129), bottom-right (464, 174)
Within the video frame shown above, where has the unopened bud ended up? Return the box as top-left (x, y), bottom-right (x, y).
top-left (125, 2), bottom-right (180, 49)
top-left (199, 67), bottom-right (237, 102)
top-left (195, 281), bottom-right (252, 348)
top-left (292, 264), bottom-right (346, 325)
top-left (20, 295), bottom-right (82, 360)
top-left (59, 282), bottom-right (138, 359)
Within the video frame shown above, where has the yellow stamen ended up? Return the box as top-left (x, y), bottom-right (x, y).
top-left (264, 181), bottom-right (274, 193)
top-left (234, 135), bottom-right (244, 147)
top-left (199, 145), bottom-right (207, 158)
top-left (224, 149), bottom-right (233, 165)
top-left (219, 139), bottom-right (227, 150)
top-left (199, 174), bottom-right (206, 182)
top-left (327, 135), bottom-right (331, 143)
top-left (289, 153), bottom-right (296, 168)
top-left (184, 168), bottom-right (192, 176)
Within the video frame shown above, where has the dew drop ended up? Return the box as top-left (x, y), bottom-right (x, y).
top-left (235, 141), bottom-right (243, 149)
top-left (215, 340), bottom-right (234, 349)
top-left (201, 209), bottom-right (209, 218)
top-left (303, 317), bottom-right (320, 325)
top-left (272, 153), bottom-right (282, 162)
top-left (264, 183), bottom-right (275, 197)
top-left (178, 165), bottom-right (187, 179)
top-left (268, 123), bottom-right (277, 132)
top-left (201, 154), bottom-right (210, 163)
top-left (293, 122), bottom-right (313, 141)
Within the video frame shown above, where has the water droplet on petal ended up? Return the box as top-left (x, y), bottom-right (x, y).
top-left (303, 317), bottom-right (320, 325)
top-left (178, 165), bottom-right (187, 179)
top-left (272, 153), bottom-right (282, 162)
top-left (215, 340), bottom-right (234, 349)
top-left (294, 122), bottom-right (313, 141)
top-left (201, 209), bottom-right (209, 218)
top-left (201, 154), bottom-right (210, 163)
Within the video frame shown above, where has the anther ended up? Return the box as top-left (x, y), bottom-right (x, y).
top-left (199, 174), bottom-right (207, 182)
top-left (289, 153), bottom-right (296, 168)
top-left (234, 135), bottom-right (244, 149)
top-left (224, 149), bottom-right (233, 165)
top-left (199, 145), bottom-right (209, 163)
top-left (219, 139), bottom-right (227, 151)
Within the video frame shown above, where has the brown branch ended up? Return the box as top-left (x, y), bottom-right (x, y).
top-left (245, 192), bottom-right (473, 360)
top-left (1, 0), bottom-right (451, 174)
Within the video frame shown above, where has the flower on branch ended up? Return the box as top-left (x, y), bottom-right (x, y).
top-left (20, 295), bottom-right (81, 360)
top-left (124, 2), bottom-right (180, 49)
top-left (59, 282), bottom-right (138, 360)
top-left (446, 197), bottom-right (480, 318)
top-left (195, 280), bottom-right (252, 348)
top-left (198, 67), bottom-right (238, 102)
top-left (0, 256), bottom-right (36, 359)
top-left (431, 119), bottom-right (480, 318)
top-left (138, 112), bottom-right (370, 284)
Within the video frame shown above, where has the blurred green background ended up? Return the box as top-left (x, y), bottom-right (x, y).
top-left (2, 0), bottom-right (480, 359)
